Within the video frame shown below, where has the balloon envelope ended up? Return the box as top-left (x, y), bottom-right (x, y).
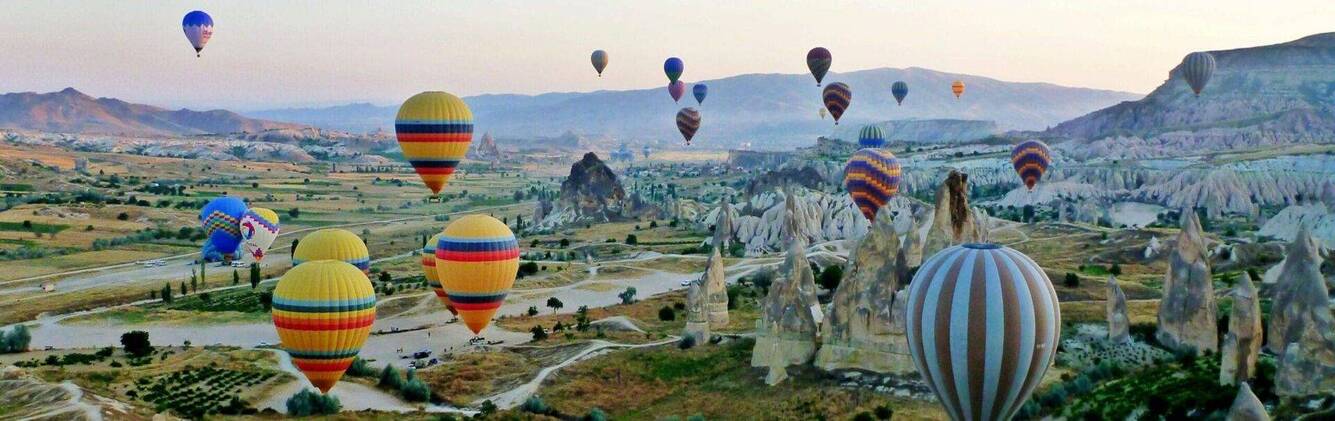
top-left (692, 83), bottom-right (708, 105)
top-left (806, 47), bottom-right (832, 86)
top-left (200, 197), bottom-right (247, 260)
top-left (181, 10), bottom-right (213, 57)
top-left (822, 82), bottom-right (852, 124)
top-left (843, 148), bottom-right (901, 221)
top-left (668, 81), bottom-right (686, 103)
top-left (422, 232), bottom-right (457, 315)
top-left (892, 81), bottom-right (909, 105)
top-left (663, 57), bottom-right (684, 83)
top-left (590, 50), bottom-right (608, 77)
top-left (395, 91), bottom-right (473, 194)
top-left (676, 107), bottom-right (701, 145)
top-left (1011, 140), bottom-right (1052, 191)
top-left (906, 243), bottom-right (1059, 421)
top-left (239, 207), bottom-right (280, 264)
top-left (857, 124), bottom-right (886, 149)
top-left (272, 260), bottom-right (375, 393)
top-left (1181, 52), bottom-right (1216, 96)
top-left (951, 80), bottom-right (965, 98)
top-left (293, 229), bottom-right (370, 273)
top-left (436, 215), bottom-right (520, 335)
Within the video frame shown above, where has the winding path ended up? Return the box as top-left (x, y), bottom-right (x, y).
top-left (481, 336), bottom-right (681, 410)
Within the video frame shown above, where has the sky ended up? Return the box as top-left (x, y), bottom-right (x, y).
top-left (0, 1), bottom-right (1331, 110)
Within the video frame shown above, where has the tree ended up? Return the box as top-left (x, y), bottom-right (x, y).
top-left (559, 238), bottom-right (570, 248)
top-left (117, 212), bottom-right (129, 221)
top-left (378, 271), bottom-right (392, 284)
top-left (120, 330), bottom-right (152, 357)
top-left (258, 291), bottom-right (273, 310)
top-left (546, 297), bottom-right (564, 313)
top-left (658, 306), bottom-right (676, 321)
top-left (817, 265), bottom-right (843, 291)
top-left (199, 259), bottom-right (207, 288)
top-left (575, 305), bottom-right (591, 331)
top-left (180, 281), bottom-right (188, 296)
top-left (288, 207), bottom-right (300, 218)
top-left (0, 325), bottom-right (31, 353)
top-left (286, 389), bottom-right (340, 416)
top-left (1063, 272), bottom-right (1080, 288)
top-left (401, 377), bottom-right (431, 402)
top-left (530, 325), bottom-right (548, 341)
top-left (618, 287), bottom-right (637, 305)
top-left (526, 306), bottom-right (539, 317)
top-left (250, 264), bottom-right (261, 289)
top-left (1109, 263), bottom-right (1122, 276)
top-left (161, 283), bottom-right (173, 304)
top-left (624, 234), bottom-right (638, 245)
top-left (232, 269), bottom-right (240, 286)
top-left (378, 365), bottom-right (404, 389)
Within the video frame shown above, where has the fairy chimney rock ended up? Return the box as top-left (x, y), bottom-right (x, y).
top-left (1156, 210), bottom-right (1218, 355)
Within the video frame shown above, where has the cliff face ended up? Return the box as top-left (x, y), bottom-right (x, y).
top-left (534, 152), bottom-right (632, 229)
top-left (1048, 33), bottom-right (1335, 154)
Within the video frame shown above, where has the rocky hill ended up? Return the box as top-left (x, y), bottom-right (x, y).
top-left (1047, 33), bottom-right (1335, 157)
top-left (533, 152), bottom-right (656, 229)
top-left (0, 88), bottom-right (306, 137)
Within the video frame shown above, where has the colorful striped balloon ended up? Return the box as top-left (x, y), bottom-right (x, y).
top-left (951, 80), bottom-right (965, 99)
top-left (843, 148), bottom-right (902, 222)
top-left (906, 243), bottom-right (1060, 421)
top-left (293, 229), bottom-right (370, 273)
top-left (857, 124), bottom-right (886, 149)
top-left (822, 82), bottom-right (851, 125)
top-left (1181, 52), bottom-right (1216, 97)
top-left (1010, 140), bottom-right (1052, 191)
top-left (395, 91), bottom-right (473, 195)
top-left (435, 215), bottom-right (520, 335)
top-left (421, 232), bottom-right (457, 315)
top-left (676, 107), bottom-right (701, 145)
top-left (181, 10), bottom-right (213, 57)
top-left (272, 260), bottom-right (376, 393)
top-left (892, 81), bottom-right (909, 105)
top-left (806, 47), bottom-right (832, 86)
top-left (239, 207), bottom-right (280, 264)
top-left (200, 196), bottom-right (247, 261)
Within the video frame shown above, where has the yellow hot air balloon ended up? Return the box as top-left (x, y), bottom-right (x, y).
top-left (951, 80), bottom-right (966, 99)
top-left (293, 229), bottom-right (370, 274)
top-left (272, 260), bottom-right (376, 393)
top-left (421, 232), bottom-right (457, 315)
top-left (395, 91), bottom-right (474, 195)
top-left (435, 215), bottom-right (519, 335)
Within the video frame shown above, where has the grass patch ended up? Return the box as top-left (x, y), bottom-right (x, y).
top-left (0, 221), bottom-right (69, 234)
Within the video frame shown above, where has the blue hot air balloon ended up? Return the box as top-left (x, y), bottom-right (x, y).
top-left (891, 81), bottom-right (909, 105)
top-left (200, 196), bottom-right (247, 261)
top-left (664, 57), bottom-right (684, 83)
top-left (693, 83), bottom-right (708, 105)
top-left (182, 11), bottom-right (214, 58)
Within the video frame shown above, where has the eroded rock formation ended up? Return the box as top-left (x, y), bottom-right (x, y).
top-left (751, 193), bottom-right (821, 375)
top-left (703, 248), bottom-right (730, 328)
top-left (1221, 272), bottom-right (1262, 385)
top-left (1226, 382), bottom-right (1270, 421)
top-left (712, 197), bottom-right (734, 250)
top-left (1156, 211), bottom-right (1218, 354)
top-left (923, 170), bottom-right (981, 258)
top-left (1266, 226), bottom-right (1332, 353)
top-left (1106, 276), bottom-right (1130, 344)
top-left (683, 280), bottom-right (710, 345)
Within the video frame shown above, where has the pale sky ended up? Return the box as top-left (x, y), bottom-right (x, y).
top-left (1, 1), bottom-right (1330, 110)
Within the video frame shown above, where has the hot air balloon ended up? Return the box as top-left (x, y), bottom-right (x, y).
top-left (272, 260), bottom-right (375, 393)
top-left (590, 50), bottom-right (609, 77)
top-left (395, 91), bottom-right (473, 195)
top-left (239, 207), bottom-right (280, 264)
top-left (1181, 52), bottom-right (1216, 97)
top-left (843, 148), bottom-right (901, 221)
top-left (668, 81), bottom-right (686, 103)
top-left (182, 10), bottom-right (213, 57)
top-left (422, 232), bottom-right (457, 316)
top-left (435, 215), bottom-right (520, 335)
top-left (822, 82), bottom-right (851, 124)
top-left (819, 108), bottom-right (827, 120)
top-left (692, 83), bottom-right (708, 105)
top-left (951, 80), bottom-right (965, 99)
top-left (906, 243), bottom-right (1060, 421)
top-left (892, 81), bottom-right (909, 105)
top-left (1011, 140), bottom-right (1052, 191)
top-left (676, 107), bottom-right (701, 145)
top-left (807, 47), bottom-right (832, 86)
top-left (857, 124), bottom-right (886, 149)
top-left (200, 197), bottom-right (247, 262)
top-left (293, 229), bottom-right (371, 274)
top-left (664, 57), bottom-right (684, 83)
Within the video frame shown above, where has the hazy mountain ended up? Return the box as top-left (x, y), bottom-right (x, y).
top-left (1049, 33), bottom-right (1335, 142)
top-left (250, 67), bottom-right (1137, 149)
top-left (830, 119), bottom-right (999, 144)
top-left (0, 88), bottom-right (306, 137)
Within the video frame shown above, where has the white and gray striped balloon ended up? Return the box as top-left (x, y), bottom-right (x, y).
top-left (905, 243), bottom-right (1060, 421)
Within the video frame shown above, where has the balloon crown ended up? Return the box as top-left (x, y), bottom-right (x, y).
top-left (960, 242), bottom-right (1001, 250)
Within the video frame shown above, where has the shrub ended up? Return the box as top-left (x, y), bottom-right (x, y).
top-left (347, 357), bottom-right (375, 377)
top-left (678, 335), bottom-right (696, 350)
top-left (618, 287), bottom-right (637, 305)
top-left (585, 408), bottom-right (608, 421)
top-left (658, 306), bottom-right (676, 321)
top-left (853, 412), bottom-right (875, 421)
top-left (521, 396), bottom-right (550, 414)
top-left (527, 306), bottom-right (539, 316)
top-left (874, 405), bottom-right (893, 420)
top-left (1109, 263), bottom-right (1122, 276)
top-left (479, 400), bottom-right (497, 416)
top-left (401, 378), bottom-right (431, 402)
top-left (0, 325), bottom-right (32, 353)
top-left (1063, 273), bottom-right (1080, 288)
top-left (285, 389), bottom-right (340, 415)
top-left (121, 331), bottom-right (152, 357)
top-left (624, 234), bottom-right (638, 245)
top-left (530, 325), bottom-right (548, 341)
top-left (378, 365), bottom-right (403, 389)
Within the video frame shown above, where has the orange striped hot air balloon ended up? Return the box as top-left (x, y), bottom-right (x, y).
top-left (435, 215), bottom-right (520, 335)
top-left (272, 260), bottom-right (376, 393)
top-left (395, 91), bottom-right (473, 195)
top-left (421, 232), bottom-right (457, 315)
top-left (951, 80), bottom-right (965, 99)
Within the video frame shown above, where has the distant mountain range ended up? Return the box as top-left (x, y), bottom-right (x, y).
top-left (250, 67), bottom-right (1138, 149)
top-left (1049, 33), bottom-right (1335, 142)
top-left (0, 88), bottom-right (306, 137)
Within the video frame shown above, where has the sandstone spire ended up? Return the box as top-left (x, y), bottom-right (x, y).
top-left (703, 248), bottom-right (730, 328)
top-left (1225, 382), bottom-right (1269, 421)
top-left (683, 279), bottom-right (710, 345)
top-left (712, 197), bottom-right (734, 251)
top-left (1156, 210), bottom-right (1218, 354)
top-left (1267, 225), bottom-right (1332, 353)
top-left (1106, 276), bottom-right (1130, 344)
top-left (1221, 272), bottom-right (1262, 385)
top-left (923, 170), bottom-right (980, 258)
top-left (751, 196), bottom-right (821, 372)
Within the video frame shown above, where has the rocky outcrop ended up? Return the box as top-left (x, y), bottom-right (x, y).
top-left (1156, 211), bottom-right (1218, 354)
top-left (1106, 276), bottom-right (1130, 344)
top-left (923, 170), bottom-right (982, 258)
top-left (1144, 236), bottom-right (1163, 260)
top-left (700, 187), bottom-right (880, 255)
top-left (1267, 226), bottom-right (1332, 353)
top-left (466, 132), bottom-right (503, 166)
top-left (1221, 272), bottom-right (1263, 385)
top-left (1275, 324), bottom-right (1335, 397)
top-left (712, 197), bottom-right (735, 250)
top-left (1259, 204), bottom-right (1335, 254)
top-left (702, 248), bottom-right (730, 328)
top-left (816, 206), bottom-right (915, 373)
top-left (533, 153), bottom-right (639, 229)
top-left (752, 193), bottom-right (822, 374)
top-left (683, 280), bottom-right (710, 345)
top-left (1226, 382), bottom-right (1270, 421)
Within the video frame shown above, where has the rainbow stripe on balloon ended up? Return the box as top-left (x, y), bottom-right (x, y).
top-left (395, 91), bottom-right (474, 194)
top-left (421, 233), bottom-right (456, 315)
top-left (822, 82), bottom-right (851, 124)
top-left (271, 261), bottom-right (376, 393)
top-left (435, 230), bottom-right (520, 334)
top-left (1010, 140), bottom-right (1051, 191)
top-left (843, 148), bottom-right (902, 222)
top-left (202, 211), bottom-right (241, 238)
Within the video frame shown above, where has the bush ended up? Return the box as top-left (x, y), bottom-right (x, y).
top-left (658, 306), bottom-right (676, 321)
top-left (618, 287), bottom-right (637, 305)
top-left (0, 325), bottom-right (32, 353)
top-left (584, 408), bottom-right (608, 421)
top-left (121, 331), bottom-right (152, 357)
top-left (531, 325), bottom-right (548, 341)
top-left (378, 365), bottom-right (404, 389)
top-left (1109, 263), bottom-right (1122, 276)
top-left (874, 405), bottom-right (893, 420)
top-left (527, 306), bottom-right (539, 316)
top-left (678, 335), bottom-right (696, 350)
top-left (624, 234), bottom-right (638, 245)
top-left (285, 389), bottom-right (340, 415)
top-left (853, 412), bottom-right (875, 421)
top-left (1063, 273), bottom-right (1080, 288)
top-left (347, 357), bottom-right (375, 377)
top-left (401, 378), bottom-right (431, 402)
top-left (521, 396), bottom-right (550, 414)
top-left (817, 265), bottom-right (843, 290)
